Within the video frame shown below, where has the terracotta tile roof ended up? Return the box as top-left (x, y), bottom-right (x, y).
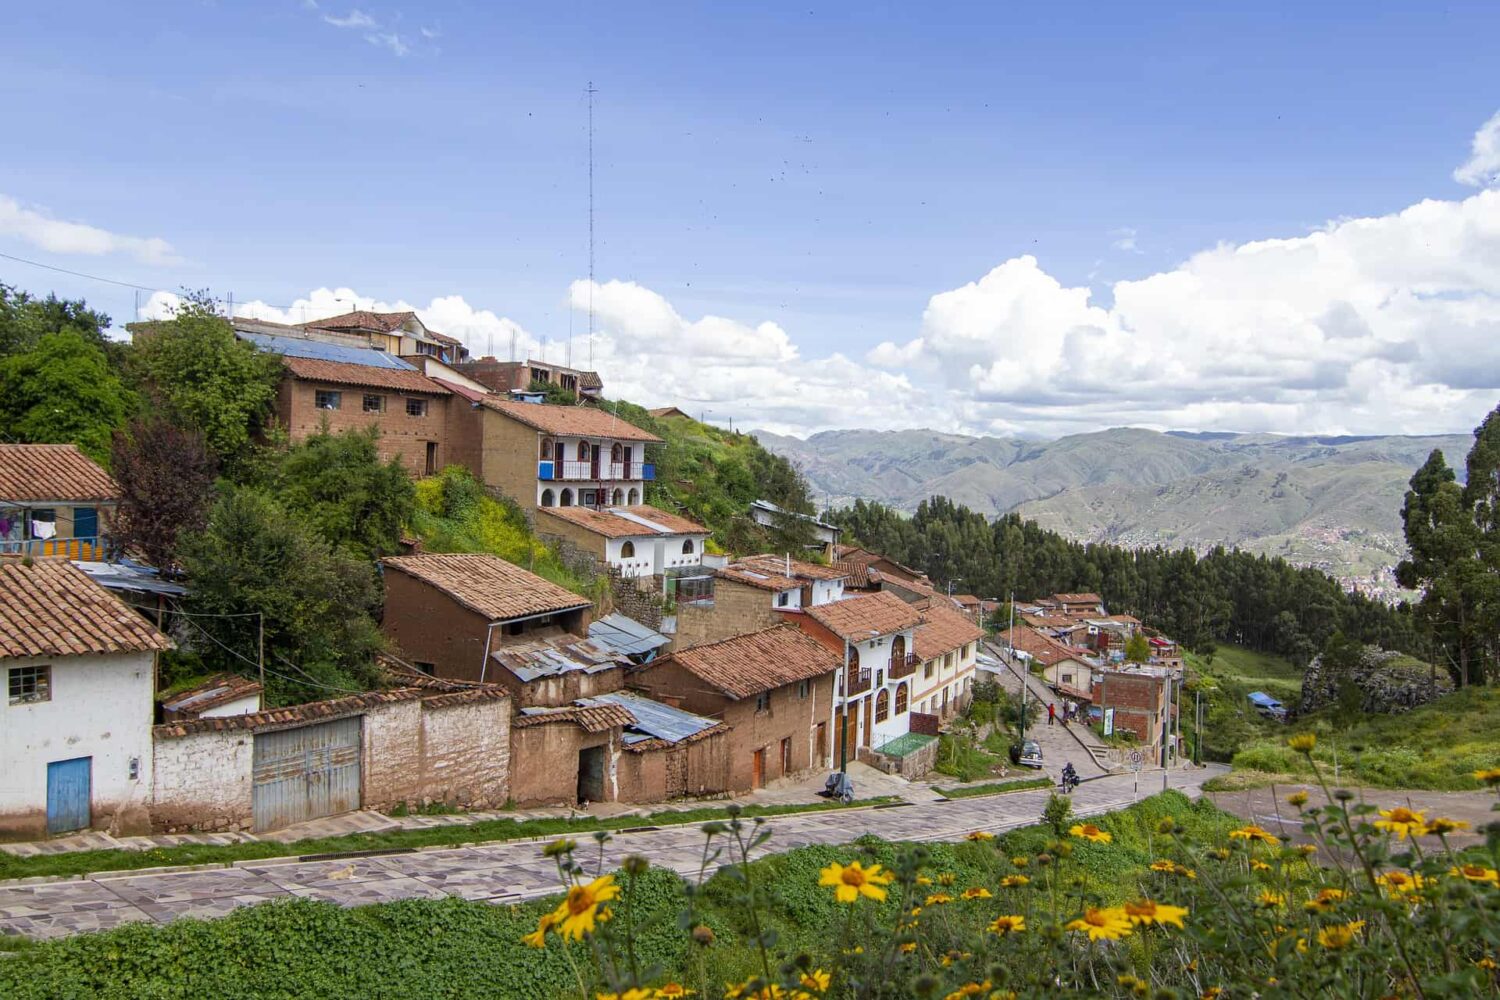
top-left (997, 626), bottom-right (1092, 668)
top-left (514, 703), bottom-right (636, 732)
top-left (0, 559), bottom-right (173, 660)
top-left (833, 546), bottom-right (924, 588)
top-left (653, 624), bottom-right (840, 700)
top-left (914, 604), bottom-right (986, 661)
top-left (804, 591), bottom-right (922, 641)
top-left (537, 504), bottom-right (708, 539)
top-left (952, 594), bottom-right (981, 607)
top-left (1052, 592), bottom-right (1104, 605)
top-left (282, 356), bottom-right (450, 394)
top-left (578, 371), bottom-right (603, 390)
top-left (621, 720), bottom-right (731, 753)
top-left (160, 672), bottom-right (263, 716)
top-left (382, 553), bottom-right (591, 622)
top-left (154, 684), bottom-right (508, 738)
top-left (480, 399), bottom-right (661, 443)
top-left (305, 310), bottom-right (416, 334)
top-left (0, 444), bottom-right (118, 502)
top-left (735, 553), bottom-right (847, 582)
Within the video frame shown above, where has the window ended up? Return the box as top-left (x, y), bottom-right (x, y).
top-left (406, 397), bottom-right (428, 417)
top-left (755, 691), bottom-right (771, 713)
top-left (540, 437), bottom-right (554, 460)
top-left (581, 489), bottom-right (598, 507)
top-left (776, 591), bottom-right (790, 607)
top-left (425, 442), bottom-right (438, 476)
top-left (682, 539), bottom-right (694, 554)
top-left (611, 442), bottom-right (622, 462)
top-left (315, 390), bottom-right (341, 410)
top-left (577, 441), bottom-right (590, 460)
top-left (876, 669), bottom-right (884, 687)
top-left (414, 661), bottom-right (436, 677)
top-left (362, 394), bottom-right (385, 413)
top-left (8, 665), bottom-right (50, 705)
top-left (1061, 672), bottom-right (1072, 685)
top-left (560, 489), bottom-right (574, 506)
top-left (945, 651), bottom-right (955, 669)
top-left (895, 683), bottom-right (908, 714)
top-left (797, 680), bottom-right (810, 699)
top-left (627, 488), bottom-right (639, 504)
top-left (621, 540), bottom-right (636, 559)
top-left (963, 643), bottom-right (974, 658)
top-left (924, 660), bottom-right (934, 679)
top-left (541, 489), bottom-right (555, 507)
top-left (875, 689), bottom-right (889, 722)
top-left (611, 489), bottom-right (623, 505)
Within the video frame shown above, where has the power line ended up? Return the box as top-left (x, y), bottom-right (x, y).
top-left (0, 250), bottom-right (306, 313)
top-left (169, 610), bottom-right (366, 695)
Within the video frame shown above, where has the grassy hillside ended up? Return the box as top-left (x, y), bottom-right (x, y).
top-left (1185, 644), bottom-right (1304, 763)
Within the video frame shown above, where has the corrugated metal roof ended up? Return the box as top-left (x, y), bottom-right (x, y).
top-left (238, 330), bottom-right (417, 371)
top-left (585, 691), bottom-right (717, 745)
top-left (72, 560), bottom-right (189, 597)
top-left (490, 630), bottom-right (627, 682)
top-left (588, 612), bottom-right (670, 657)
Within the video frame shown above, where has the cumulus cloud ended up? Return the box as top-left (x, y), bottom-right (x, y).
top-left (1455, 110), bottom-right (1500, 188)
top-left (0, 195), bottom-right (180, 265)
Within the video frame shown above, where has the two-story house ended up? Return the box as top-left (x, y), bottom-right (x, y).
top-left (304, 310), bottom-right (468, 366)
top-left (0, 444), bottom-right (118, 560)
top-left (535, 504), bottom-right (710, 579)
top-left (456, 356), bottom-right (604, 401)
top-left (0, 558), bottom-right (172, 838)
top-left (471, 400), bottom-right (660, 514)
top-left (791, 590), bottom-right (922, 761)
top-left (672, 554), bottom-right (849, 650)
top-left (910, 604), bottom-right (986, 721)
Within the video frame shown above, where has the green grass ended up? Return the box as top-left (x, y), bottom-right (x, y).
top-left (934, 777), bottom-right (1053, 799)
top-left (932, 733), bottom-right (1004, 782)
top-left (1229, 684), bottom-right (1500, 791)
top-left (1184, 643), bottom-right (1303, 762)
top-left (0, 791), bottom-right (1239, 998)
top-left (0, 798), bottom-right (895, 883)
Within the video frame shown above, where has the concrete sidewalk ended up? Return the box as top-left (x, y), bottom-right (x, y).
top-left (0, 766), bottom-right (1224, 940)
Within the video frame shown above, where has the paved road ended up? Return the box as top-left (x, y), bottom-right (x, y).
top-left (980, 642), bottom-right (1108, 779)
top-left (1209, 782), bottom-right (1498, 851)
top-left (0, 767), bottom-right (1223, 940)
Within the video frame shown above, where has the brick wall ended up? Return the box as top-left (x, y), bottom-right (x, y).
top-left (381, 568), bottom-right (494, 679)
top-left (534, 510), bottom-right (609, 565)
top-left (672, 578), bottom-right (777, 650)
top-left (281, 377), bottom-right (448, 476)
top-left (479, 409), bottom-right (543, 513)
top-left (492, 663), bottom-right (625, 710)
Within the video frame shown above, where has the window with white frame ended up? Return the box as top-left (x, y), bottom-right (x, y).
top-left (8, 664), bottom-right (50, 705)
top-left (315, 390), bottom-right (341, 410)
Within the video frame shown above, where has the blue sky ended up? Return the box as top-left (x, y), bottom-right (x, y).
top-left (2, 2), bottom-right (1499, 437)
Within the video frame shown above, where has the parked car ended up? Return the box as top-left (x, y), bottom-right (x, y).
top-left (1009, 739), bottom-right (1044, 769)
top-left (1248, 691), bottom-right (1287, 722)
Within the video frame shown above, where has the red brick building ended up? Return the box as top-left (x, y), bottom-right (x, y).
top-left (1093, 669), bottom-right (1173, 743)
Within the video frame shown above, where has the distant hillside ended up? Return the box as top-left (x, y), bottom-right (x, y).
top-left (754, 426), bottom-right (1472, 581)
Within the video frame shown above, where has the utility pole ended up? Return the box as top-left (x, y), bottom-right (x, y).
top-left (1194, 689), bottom-right (1203, 765)
top-left (1161, 671), bottom-right (1171, 792)
top-left (257, 613), bottom-right (266, 710)
top-left (837, 641), bottom-right (851, 777)
top-left (1010, 592), bottom-right (1025, 744)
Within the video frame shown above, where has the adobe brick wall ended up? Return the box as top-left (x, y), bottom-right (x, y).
top-left (280, 377), bottom-right (448, 476)
top-left (616, 730), bottom-right (731, 802)
top-left (454, 359), bottom-right (530, 394)
top-left (492, 663), bottom-right (625, 710)
top-left (479, 409), bottom-right (542, 513)
top-left (672, 579), bottom-right (777, 651)
top-left (381, 568), bottom-right (494, 680)
top-left (534, 510), bottom-right (608, 563)
top-left (443, 397), bottom-right (485, 478)
top-left (510, 725), bottom-right (615, 806)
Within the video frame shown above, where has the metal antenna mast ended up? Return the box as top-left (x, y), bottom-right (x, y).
top-left (587, 80), bottom-right (597, 371)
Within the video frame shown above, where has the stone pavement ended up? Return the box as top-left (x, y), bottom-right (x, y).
top-left (981, 641), bottom-right (1109, 779)
top-left (0, 765), bottom-right (1224, 940)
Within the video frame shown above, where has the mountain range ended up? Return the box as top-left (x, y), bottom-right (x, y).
top-left (752, 427), bottom-right (1473, 586)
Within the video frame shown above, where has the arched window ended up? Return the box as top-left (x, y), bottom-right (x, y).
top-left (682, 538), bottom-right (695, 554)
top-left (577, 441), bottom-right (590, 461)
top-left (540, 489), bottom-right (555, 507)
top-left (560, 488), bottom-right (574, 507)
top-left (875, 689), bottom-right (890, 723)
top-left (890, 634), bottom-right (907, 668)
top-left (627, 488), bottom-right (639, 504)
top-left (845, 646), bottom-right (860, 692)
top-left (539, 437), bottom-right (554, 460)
top-left (611, 442), bottom-right (622, 462)
top-left (621, 540), bottom-right (636, 558)
top-left (894, 683), bottom-right (908, 715)
top-left (612, 489), bottom-right (624, 506)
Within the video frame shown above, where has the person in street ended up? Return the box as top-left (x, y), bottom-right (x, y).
top-left (1061, 761), bottom-right (1078, 792)
top-left (1048, 702), bottom-right (1056, 725)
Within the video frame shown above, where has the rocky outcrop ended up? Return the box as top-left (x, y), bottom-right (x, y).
top-left (1298, 646), bottom-right (1452, 717)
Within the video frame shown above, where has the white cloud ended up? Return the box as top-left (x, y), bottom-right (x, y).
top-left (1111, 227), bottom-right (1140, 253)
top-left (0, 196), bottom-right (180, 265)
top-left (315, 7), bottom-right (411, 57)
top-left (1455, 111), bottom-right (1500, 189)
top-left (322, 9), bottom-right (375, 29)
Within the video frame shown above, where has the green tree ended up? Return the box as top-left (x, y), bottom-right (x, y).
top-left (178, 485), bottom-right (386, 704)
top-left (528, 378), bottom-right (578, 406)
top-left (1463, 404), bottom-right (1500, 674)
top-left (268, 427), bottom-right (415, 559)
top-left (132, 295), bottom-right (280, 466)
top-left (1124, 633), bottom-right (1150, 663)
top-left (0, 330), bottom-right (133, 463)
top-left (0, 283), bottom-right (114, 359)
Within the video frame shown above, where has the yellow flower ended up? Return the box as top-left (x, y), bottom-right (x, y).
top-left (1066, 906), bottom-right (1133, 941)
top-left (1297, 844), bottom-right (1318, 858)
top-left (798, 970), bottom-right (831, 992)
top-left (898, 941), bottom-right (917, 954)
top-left (1303, 888), bottom-right (1346, 913)
top-left (724, 983), bottom-right (787, 1000)
top-left (595, 991), bottom-right (653, 1000)
top-left (1423, 816), bottom-right (1470, 836)
top-left (553, 875), bottom-right (621, 941)
top-left (1287, 732), bottom-right (1316, 753)
top-left (1122, 898), bottom-right (1188, 929)
top-left (939, 951), bottom-right (970, 967)
top-left (966, 830), bottom-right (995, 841)
top-left (1374, 807), bottom-right (1428, 841)
top-left (1450, 864), bottom-right (1500, 886)
top-left (916, 876), bottom-right (933, 886)
top-left (1149, 859), bottom-right (1196, 878)
top-left (1475, 957), bottom-right (1499, 971)
top-left (1376, 870), bottom-right (1427, 895)
top-left (924, 893), bottom-right (954, 906)
top-left (938, 873), bottom-right (957, 886)
top-left (1286, 791), bottom-right (1309, 807)
top-left (521, 911), bottom-right (556, 948)
top-left (1316, 919), bottom-right (1365, 950)
top-left (1116, 975), bottom-right (1149, 997)
top-left (1000, 875), bottom-right (1031, 888)
top-left (986, 914), bottom-right (1027, 936)
top-left (1257, 890), bottom-right (1285, 909)
top-left (1202, 989), bottom-right (1224, 999)
top-left (1251, 859), bottom-right (1271, 872)
top-left (818, 861), bottom-right (894, 904)
top-left (1474, 768), bottom-right (1500, 785)
top-left (655, 986), bottom-right (694, 999)
top-left (1210, 847), bottom-right (1232, 861)
top-left (1069, 823), bottom-right (1113, 844)
top-left (1010, 856), bottom-right (1030, 868)
top-left (942, 981), bottom-right (992, 1000)
top-left (1229, 825), bottom-right (1280, 845)
top-left (961, 887), bottom-right (992, 900)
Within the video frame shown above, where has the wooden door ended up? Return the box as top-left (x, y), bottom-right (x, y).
top-left (862, 697), bottom-right (873, 747)
top-left (751, 748), bottom-right (766, 789)
top-left (780, 737), bottom-right (792, 775)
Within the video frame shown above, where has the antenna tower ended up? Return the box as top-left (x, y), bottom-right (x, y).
top-left (588, 80), bottom-right (597, 370)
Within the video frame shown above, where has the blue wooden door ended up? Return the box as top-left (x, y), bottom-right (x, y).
top-left (72, 506), bottom-right (98, 540)
top-left (46, 757), bottom-right (92, 835)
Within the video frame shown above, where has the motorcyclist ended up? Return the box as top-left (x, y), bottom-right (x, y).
top-left (1061, 762), bottom-right (1079, 793)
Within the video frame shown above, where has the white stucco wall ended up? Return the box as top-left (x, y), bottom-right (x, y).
top-left (200, 693), bottom-right (261, 719)
top-left (605, 533), bottom-right (708, 578)
top-left (606, 536), bottom-right (657, 578)
top-left (810, 578), bottom-right (844, 605)
top-left (0, 652), bottom-right (155, 836)
top-left (772, 587), bottom-right (803, 611)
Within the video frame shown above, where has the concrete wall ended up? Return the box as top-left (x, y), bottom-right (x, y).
top-left (280, 377), bottom-right (448, 475)
top-left (0, 652), bottom-right (155, 839)
top-left (672, 578), bottom-right (778, 650)
top-left (150, 693), bottom-right (511, 832)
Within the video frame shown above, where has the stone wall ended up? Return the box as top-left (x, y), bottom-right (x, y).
top-left (1298, 646), bottom-right (1453, 717)
top-left (672, 578), bottom-right (776, 651)
top-left (150, 726), bottom-right (256, 833)
top-left (610, 570), bottom-right (667, 631)
top-left (857, 734), bottom-right (939, 779)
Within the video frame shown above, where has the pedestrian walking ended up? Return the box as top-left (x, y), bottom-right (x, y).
top-left (1048, 702), bottom-right (1056, 725)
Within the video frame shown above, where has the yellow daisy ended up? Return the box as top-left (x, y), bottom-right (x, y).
top-left (1374, 807), bottom-right (1428, 841)
top-left (986, 914), bottom-right (1026, 936)
top-left (1228, 825), bottom-right (1280, 845)
top-left (1121, 898), bottom-right (1188, 929)
top-left (961, 887), bottom-right (992, 900)
top-left (1069, 823), bottom-right (1113, 844)
top-left (1000, 874), bottom-right (1031, 888)
top-left (1316, 919), bottom-right (1365, 950)
top-left (818, 860), bottom-right (894, 904)
top-left (1423, 816), bottom-right (1470, 836)
top-left (1450, 864), bottom-right (1500, 887)
top-left (1066, 906), bottom-right (1133, 941)
top-left (966, 830), bottom-right (995, 842)
top-left (553, 875), bottom-right (620, 941)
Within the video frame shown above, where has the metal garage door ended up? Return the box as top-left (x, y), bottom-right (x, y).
top-left (252, 717), bottom-right (362, 832)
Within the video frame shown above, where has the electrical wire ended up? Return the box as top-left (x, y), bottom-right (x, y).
top-left (0, 249), bottom-right (304, 311)
top-left (170, 610), bottom-right (366, 695)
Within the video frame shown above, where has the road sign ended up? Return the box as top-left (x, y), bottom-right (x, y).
top-left (1103, 708), bottom-right (1115, 737)
top-left (1128, 750), bottom-right (1143, 771)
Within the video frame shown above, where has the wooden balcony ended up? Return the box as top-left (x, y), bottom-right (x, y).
top-left (845, 668), bottom-right (872, 697)
top-left (889, 653), bottom-right (919, 679)
top-left (0, 536), bottom-right (106, 560)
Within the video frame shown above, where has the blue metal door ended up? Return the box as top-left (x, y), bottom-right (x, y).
top-left (46, 757), bottom-right (92, 835)
top-left (72, 506), bottom-right (98, 540)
